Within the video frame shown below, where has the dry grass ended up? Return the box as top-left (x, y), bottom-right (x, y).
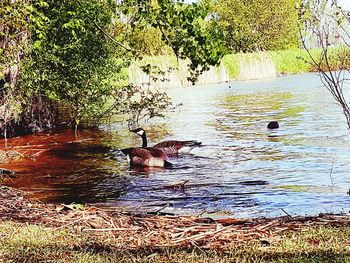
top-left (1, 221), bottom-right (350, 262)
top-left (0, 186), bottom-right (350, 262)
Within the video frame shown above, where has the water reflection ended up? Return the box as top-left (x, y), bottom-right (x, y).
top-left (1, 130), bottom-right (129, 203)
top-left (1, 73), bottom-right (350, 218)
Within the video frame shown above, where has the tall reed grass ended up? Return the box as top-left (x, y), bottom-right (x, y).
top-left (128, 47), bottom-right (350, 87)
top-left (128, 56), bottom-right (230, 88)
top-left (223, 52), bottom-right (277, 80)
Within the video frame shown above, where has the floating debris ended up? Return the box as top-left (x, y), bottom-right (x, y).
top-left (0, 150), bottom-right (22, 163)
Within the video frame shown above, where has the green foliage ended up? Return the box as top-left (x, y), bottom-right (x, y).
top-left (111, 21), bottom-right (171, 56)
top-left (1, 0), bottom-right (230, 137)
top-left (0, 0), bottom-right (32, 80)
top-left (129, 27), bottom-right (170, 56)
top-left (212, 0), bottom-right (300, 52)
top-left (117, 84), bottom-right (172, 127)
top-left (0, 0), bottom-right (35, 137)
top-left (19, 0), bottom-right (123, 128)
top-left (119, 0), bottom-right (227, 83)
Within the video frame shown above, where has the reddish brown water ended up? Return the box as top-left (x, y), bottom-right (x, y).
top-left (0, 129), bottom-right (132, 203)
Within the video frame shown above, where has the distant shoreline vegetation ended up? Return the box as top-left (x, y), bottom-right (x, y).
top-left (129, 47), bottom-right (350, 86)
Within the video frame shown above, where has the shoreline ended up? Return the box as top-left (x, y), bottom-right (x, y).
top-left (0, 185), bottom-right (350, 262)
top-left (1, 185), bottom-right (350, 261)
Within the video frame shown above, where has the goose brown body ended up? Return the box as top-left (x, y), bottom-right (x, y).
top-left (131, 128), bottom-right (201, 155)
top-left (121, 147), bottom-right (171, 168)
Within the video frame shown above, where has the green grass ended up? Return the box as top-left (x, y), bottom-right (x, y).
top-left (269, 48), bottom-right (315, 74)
top-left (1, 221), bottom-right (349, 262)
top-left (222, 48), bottom-right (317, 78)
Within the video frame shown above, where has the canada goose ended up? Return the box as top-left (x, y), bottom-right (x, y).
top-left (120, 147), bottom-right (172, 168)
top-left (131, 128), bottom-right (202, 155)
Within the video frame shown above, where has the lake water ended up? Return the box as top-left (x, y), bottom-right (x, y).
top-left (2, 73), bottom-right (350, 218)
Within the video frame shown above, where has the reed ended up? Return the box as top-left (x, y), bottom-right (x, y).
top-left (269, 48), bottom-right (314, 74)
top-left (127, 47), bottom-right (350, 87)
top-left (226, 52), bottom-right (277, 80)
top-left (128, 56), bottom-right (230, 88)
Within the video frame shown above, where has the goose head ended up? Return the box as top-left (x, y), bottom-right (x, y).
top-left (131, 127), bottom-right (145, 136)
top-left (130, 127), bottom-right (147, 147)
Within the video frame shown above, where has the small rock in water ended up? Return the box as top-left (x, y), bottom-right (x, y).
top-left (267, 121), bottom-right (279, 129)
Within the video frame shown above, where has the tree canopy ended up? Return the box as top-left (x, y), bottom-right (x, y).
top-left (118, 0), bottom-right (226, 81)
top-left (1, 0), bottom-right (226, 137)
top-left (211, 0), bottom-right (300, 52)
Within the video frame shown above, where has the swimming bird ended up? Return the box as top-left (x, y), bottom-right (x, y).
top-left (267, 121), bottom-right (279, 129)
top-left (120, 147), bottom-right (172, 168)
top-left (131, 128), bottom-right (202, 155)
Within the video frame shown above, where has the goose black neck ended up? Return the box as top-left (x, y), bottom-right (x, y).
top-left (141, 132), bottom-right (147, 147)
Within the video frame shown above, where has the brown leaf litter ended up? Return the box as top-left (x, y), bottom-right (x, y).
top-left (1, 186), bottom-right (349, 250)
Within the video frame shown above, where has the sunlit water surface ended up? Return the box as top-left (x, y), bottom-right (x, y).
top-left (2, 73), bottom-right (350, 218)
